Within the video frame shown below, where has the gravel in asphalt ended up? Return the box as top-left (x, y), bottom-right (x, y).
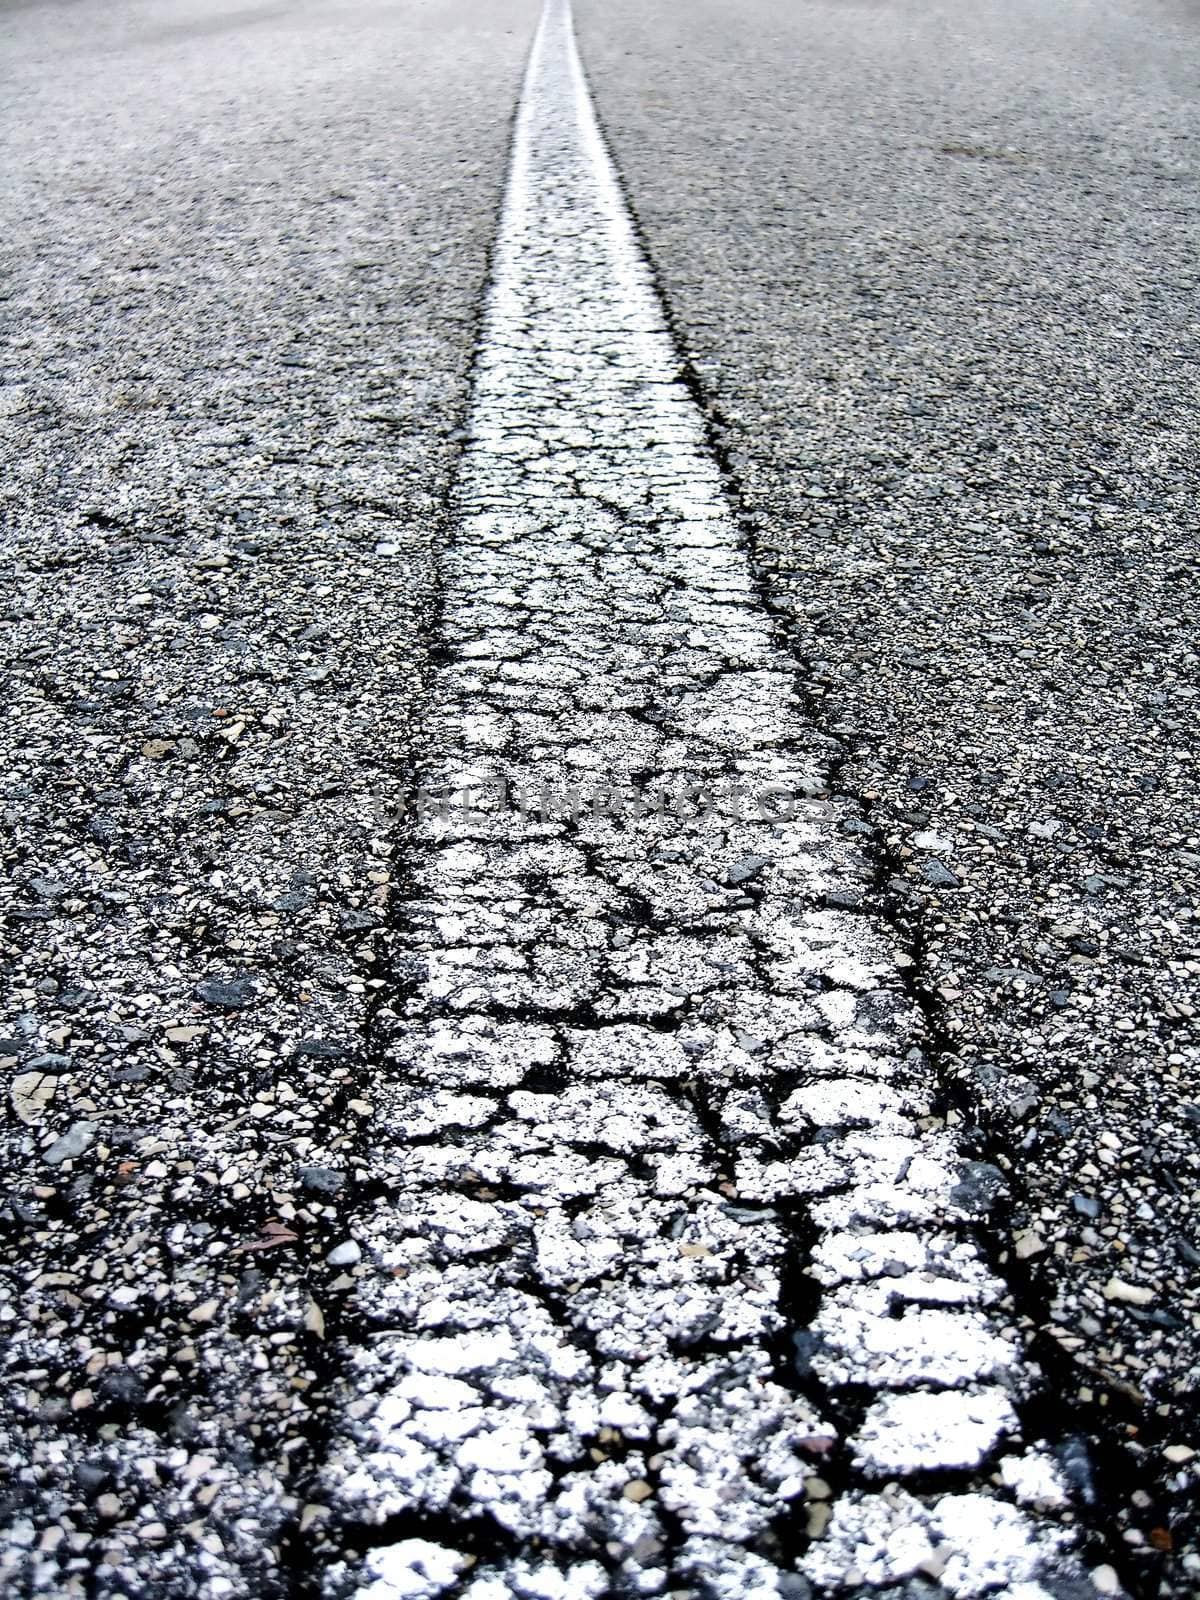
top-left (0, 0), bottom-right (536, 1593)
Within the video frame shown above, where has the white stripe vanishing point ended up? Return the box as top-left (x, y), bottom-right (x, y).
top-left (319, 2), bottom-right (1099, 1597)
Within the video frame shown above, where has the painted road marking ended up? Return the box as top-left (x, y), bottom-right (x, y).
top-left (319, 3), bottom-right (1094, 1594)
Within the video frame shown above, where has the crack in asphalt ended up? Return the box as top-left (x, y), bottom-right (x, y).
top-left (302, 3), bottom-right (1103, 1597)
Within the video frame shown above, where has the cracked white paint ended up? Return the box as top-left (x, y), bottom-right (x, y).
top-left (320, 1), bottom-right (1101, 1595)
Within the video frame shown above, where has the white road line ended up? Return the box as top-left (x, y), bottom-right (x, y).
top-left (319, 2), bottom-right (1096, 1595)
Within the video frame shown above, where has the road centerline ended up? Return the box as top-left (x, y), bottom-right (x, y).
top-left (316, 3), bottom-right (1094, 1595)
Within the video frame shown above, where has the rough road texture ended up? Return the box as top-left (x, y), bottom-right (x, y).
top-left (0, 0), bottom-right (536, 1593)
top-left (311, 5), bottom-right (1099, 1596)
top-left (574, 0), bottom-right (1200, 1591)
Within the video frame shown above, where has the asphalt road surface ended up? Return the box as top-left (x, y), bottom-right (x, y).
top-left (1, 0), bottom-right (1198, 1596)
top-left (1, 0), bottom-right (537, 1592)
top-left (575, 0), bottom-right (1200, 1590)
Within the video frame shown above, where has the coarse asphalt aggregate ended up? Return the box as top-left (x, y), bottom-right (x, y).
top-left (1, 0), bottom-right (536, 1591)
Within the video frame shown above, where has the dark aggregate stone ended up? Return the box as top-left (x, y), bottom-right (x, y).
top-left (921, 860), bottom-right (962, 889)
top-left (193, 977), bottom-right (258, 1010)
top-left (726, 854), bottom-right (770, 885)
top-left (299, 1165), bottom-right (347, 1196)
